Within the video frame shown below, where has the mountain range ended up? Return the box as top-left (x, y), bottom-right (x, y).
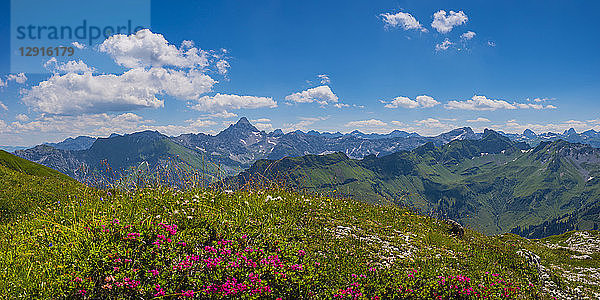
top-left (231, 129), bottom-right (600, 237)
top-left (10, 117), bottom-right (600, 238)
top-left (14, 117), bottom-right (600, 182)
top-left (12, 118), bottom-right (482, 182)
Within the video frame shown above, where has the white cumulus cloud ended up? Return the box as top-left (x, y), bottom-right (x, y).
top-left (282, 116), bottom-right (328, 132)
top-left (445, 95), bottom-right (557, 111)
top-left (190, 93), bottom-right (277, 112)
top-left (71, 41), bottom-right (86, 49)
top-left (216, 60), bottom-right (230, 75)
top-left (6, 73), bottom-right (28, 84)
top-left (252, 118), bottom-right (271, 123)
top-left (99, 29), bottom-right (209, 69)
top-left (380, 11), bottom-right (427, 32)
top-left (202, 111), bottom-right (238, 119)
top-left (285, 85), bottom-right (340, 106)
top-left (45, 58), bottom-right (96, 74)
top-left (415, 118), bottom-right (454, 129)
top-left (345, 119), bottom-right (388, 128)
top-left (383, 95), bottom-right (440, 109)
top-left (22, 68), bottom-right (216, 115)
top-left (15, 114), bottom-right (29, 122)
top-left (446, 95), bottom-right (516, 111)
top-left (431, 10), bottom-right (468, 34)
top-left (21, 29), bottom-right (279, 115)
top-left (5, 112), bottom-right (225, 139)
top-left (467, 117), bottom-right (491, 123)
top-left (317, 74), bottom-right (331, 84)
top-left (515, 103), bottom-right (546, 109)
top-left (254, 122), bottom-right (273, 132)
top-left (461, 31), bottom-right (476, 40)
top-left (435, 39), bottom-right (453, 51)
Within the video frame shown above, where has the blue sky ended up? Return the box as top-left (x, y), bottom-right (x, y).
top-left (0, 0), bottom-right (599, 146)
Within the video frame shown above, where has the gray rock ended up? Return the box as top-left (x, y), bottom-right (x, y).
top-left (445, 219), bottom-right (464, 238)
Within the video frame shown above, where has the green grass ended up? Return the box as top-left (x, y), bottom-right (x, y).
top-left (0, 151), bottom-right (80, 222)
top-left (234, 139), bottom-right (600, 237)
top-left (0, 150), bottom-right (598, 298)
top-left (0, 150), bottom-right (74, 181)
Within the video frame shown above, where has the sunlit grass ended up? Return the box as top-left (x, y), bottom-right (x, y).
top-left (0, 168), bottom-right (548, 299)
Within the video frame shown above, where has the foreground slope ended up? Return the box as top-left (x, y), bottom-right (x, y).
top-left (0, 149), bottom-right (74, 180)
top-left (0, 155), bottom-right (599, 298)
top-left (232, 130), bottom-right (600, 236)
top-left (0, 150), bottom-right (81, 222)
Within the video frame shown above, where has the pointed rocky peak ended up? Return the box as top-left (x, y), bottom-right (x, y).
top-left (228, 117), bottom-right (259, 131)
top-left (271, 129), bottom-right (284, 136)
top-left (523, 129), bottom-right (536, 138)
top-left (236, 117), bottom-right (258, 130)
top-left (563, 128), bottom-right (577, 136)
top-left (218, 117), bottom-right (260, 138)
top-left (582, 129), bottom-right (598, 137)
top-left (236, 116), bottom-right (251, 126)
top-left (453, 129), bottom-right (516, 154)
top-left (439, 127), bottom-right (479, 141)
top-left (482, 129), bottom-right (511, 141)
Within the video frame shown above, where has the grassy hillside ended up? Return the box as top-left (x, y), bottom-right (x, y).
top-left (0, 150), bottom-right (82, 222)
top-left (1, 153), bottom-right (599, 298)
top-left (0, 150), bottom-right (73, 180)
top-left (232, 132), bottom-right (600, 237)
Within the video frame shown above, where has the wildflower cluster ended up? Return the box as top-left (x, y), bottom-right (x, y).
top-left (67, 217), bottom-right (316, 298)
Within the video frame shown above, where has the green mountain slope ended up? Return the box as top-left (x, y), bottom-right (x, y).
top-left (232, 130), bottom-right (600, 236)
top-left (15, 131), bottom-right (244, 185)
top-left (0, 150), bottom-right (81, 222)
top-left (2, 178), bottom-right (599, 298)
top-left (0, 150), bottom-right (74, 180)
top-left (0, 148), bottom-right (598, 298)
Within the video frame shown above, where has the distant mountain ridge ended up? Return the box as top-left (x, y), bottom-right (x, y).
top-left (14, 118), bottom-right (482, 182)
top-left (12, 117), bottom-right (600, 185)
top-left (231, 130), bottom-right (600, 238)
top-left (502, 128), bottom-right (600, 147)
top-left (44, 136), bottom-right (96, 151)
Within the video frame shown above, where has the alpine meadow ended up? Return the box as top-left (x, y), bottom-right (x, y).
top-left (1, 1), bottom-right (600, 299)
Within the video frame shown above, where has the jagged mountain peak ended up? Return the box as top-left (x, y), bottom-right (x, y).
top-left (438, 126), bottom-right (479, 141)
top-left (224, 117), bottom-right (260, 133)
top-left (271, 129), bottom-right (284, 136)
top-left (523, 129), bottom-right (536, 138)
top-left (236, 116), bottom-right (251, 126)
top-left (563, 128), bottom-right (577, 135)
top-left (482, 128), bottom-right (506, 139)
